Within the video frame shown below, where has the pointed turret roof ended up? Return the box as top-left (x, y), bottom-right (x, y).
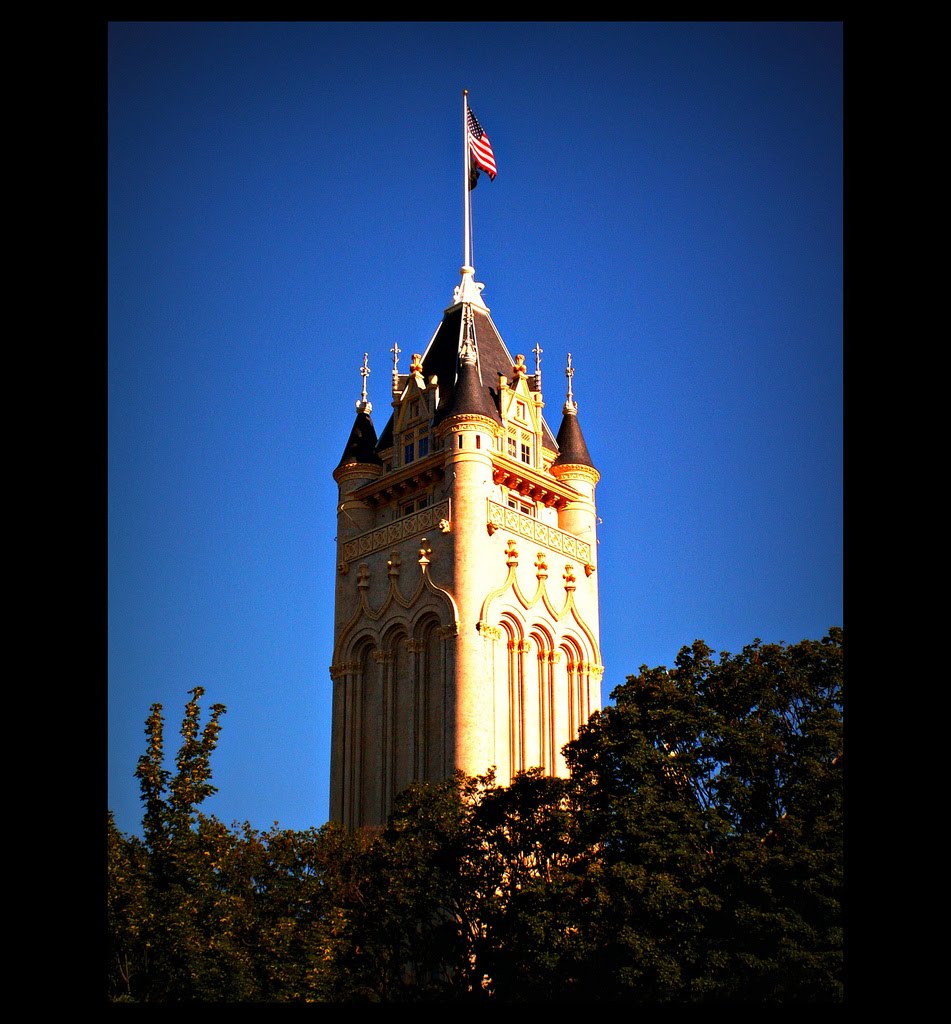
top-left (336, 352), bottom-right (383, 470)
top-left (551, 352), bottom-right (597, 471)
top-left (432, 304), bottom-right (502, 426)
top-left (336, 410), bottom-right (382, 470)
top-left (551, 410), bottom-right (596, 470)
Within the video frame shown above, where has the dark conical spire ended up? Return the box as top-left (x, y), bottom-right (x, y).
top-left (336, 353), bottom-right (383, 469)
top-left (432, 304), bottom-right (502, 427)
top-left (551, 352), bottom-right (597, 470)
top-left (552, 410), bottom-right (596, 469)
top-left (336, 410), bottom-right (382, 469)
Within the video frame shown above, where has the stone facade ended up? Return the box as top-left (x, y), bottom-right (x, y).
top-left (330, 268), bottom-right (602, 828)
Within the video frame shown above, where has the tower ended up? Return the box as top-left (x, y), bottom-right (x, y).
top-left (329, 96), bottom-right (602, 829)
top-left (330, 269), bottom-right (603, 828)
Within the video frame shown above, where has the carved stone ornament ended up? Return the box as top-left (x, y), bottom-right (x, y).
top-left (436, 621), bottom-right (460, 638)
top-left (438, 518), bottom-right (451, 533)
top-left (584, 563), bottom-right (596, 577)
top-left (477, 621), bottom-right (503, 641)
top-left (337, 561), bottom-right (349, 575)
top-left (505, 539), bottom-right (519, 567)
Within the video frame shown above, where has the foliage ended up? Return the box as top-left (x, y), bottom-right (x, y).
top-left (108, 629), bottom-right (842, 1002)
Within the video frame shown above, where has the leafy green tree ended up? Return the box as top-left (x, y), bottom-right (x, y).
top-left (564, 628), bottom-right (843, 1001)
top-left (108, 630), bottom-right (842, 1003)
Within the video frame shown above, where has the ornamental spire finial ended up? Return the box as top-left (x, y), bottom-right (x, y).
top-left (390, 342), bottom-right (401, 392)
top-left (564, 352), bottom-right (577, 415)
top-left (533, 342), bottom-right (543, 390)
top-left (460, 303), bottom-right (477, 365)
top-left (356, 352), bottom-right (372, 413)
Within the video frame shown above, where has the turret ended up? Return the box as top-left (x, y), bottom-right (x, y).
top-left (549, 353), bottom-right (600, 560)
top-left (333, 353), bottom-right (383, 544)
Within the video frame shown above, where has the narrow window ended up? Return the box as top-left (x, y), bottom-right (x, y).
top-left (517, 400), bottom-right (527, 420)
top-left (521, 443), bottom-right (531, 465)
top-left (507, 436), bottom-right (517, 458)
top-left (418, 435), bottom-right (429, 458)
top-left (457, 435), bottom-right (464, 449)
top-left (475, 435), bottom-right (481, 449)
top-left (404, 442), bottom-right (414, 465)
top-left (411, 400), bottom-right (420, 420)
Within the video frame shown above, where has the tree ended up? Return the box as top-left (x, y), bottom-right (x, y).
top-left (563, 627), bottom-right (843, 1001)
top-left (108, 630), bottom-right (842, 1002)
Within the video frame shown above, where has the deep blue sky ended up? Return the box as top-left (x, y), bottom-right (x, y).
top-left (108, 21), bottom-right (843, 837)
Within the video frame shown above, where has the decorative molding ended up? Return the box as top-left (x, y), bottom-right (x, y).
top-left (584, 563), bottom-right (596, 577)
top-left (342, 500), bottom-right (450, 561)
top-left (405, 638), bottom-right (426, 652)
top-left (337, 561), bottom-right (349, 575)
top-left (371, 649), bottom-right (393, 663)
top-left (436, 621), bottom-right (460, 638)
top-left (329, 662), bottom-right (360, 680)
top-left (477, 621), bottom-right (502, 640)
top-left (487, 500), bottom-right (592, 563)
top-left (505, 538), bottom-right (519, 567)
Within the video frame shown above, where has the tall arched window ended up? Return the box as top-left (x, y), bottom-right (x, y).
top-left (529, 626), bottom-right (555, 774)
top-left (500, 614), bottom-right (525, 777)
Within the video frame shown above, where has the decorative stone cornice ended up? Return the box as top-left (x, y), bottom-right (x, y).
top-left (433, 413), bottom-right (502, 437)
top-left (549, 462), bottom-right (601, 486)
top-left (350, 456), bottom-right (446, 508)
top-left (490, 456), bottom-right (578, 509)
top-left (329, 662), bottom-right (361, 680)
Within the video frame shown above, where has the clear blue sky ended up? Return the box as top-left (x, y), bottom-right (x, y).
top-left (108, 21), bottom-right (843, 837)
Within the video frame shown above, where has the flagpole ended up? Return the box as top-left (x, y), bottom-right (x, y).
top-left (463, 89), bottom-right (471, 272)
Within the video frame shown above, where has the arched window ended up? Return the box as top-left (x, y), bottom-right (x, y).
top-left (529, 626), bottom-right (555, 774)
top-left (499, 614), bottom-right (525, 778)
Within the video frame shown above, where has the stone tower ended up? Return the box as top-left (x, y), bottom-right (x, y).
top-left (330, 266), bottom-right (602, 828)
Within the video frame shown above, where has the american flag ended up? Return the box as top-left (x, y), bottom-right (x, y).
top-left (467, 108), bottom-right (497, 183)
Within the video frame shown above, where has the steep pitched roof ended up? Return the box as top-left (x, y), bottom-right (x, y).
top-left (378, 302), bottom-right (558, 450)
top-left (336, 410), bottom-right (383, 469)
top-left (551, 409), bottom-right (597, 470)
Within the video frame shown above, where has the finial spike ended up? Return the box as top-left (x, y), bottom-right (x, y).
top-left (533, 342), bottom-right (543, 390)
top-left (390, 342), bottom-right (401, 392)
top-left (564, 352), bottom-right (577, 414)
top-left (357, 352), bottom-right (372, 413)
top-left (460, 303), bottom-right (477, 364)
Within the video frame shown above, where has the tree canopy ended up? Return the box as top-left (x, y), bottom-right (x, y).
top-left (108, 629), bottom-right (842, 1002)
